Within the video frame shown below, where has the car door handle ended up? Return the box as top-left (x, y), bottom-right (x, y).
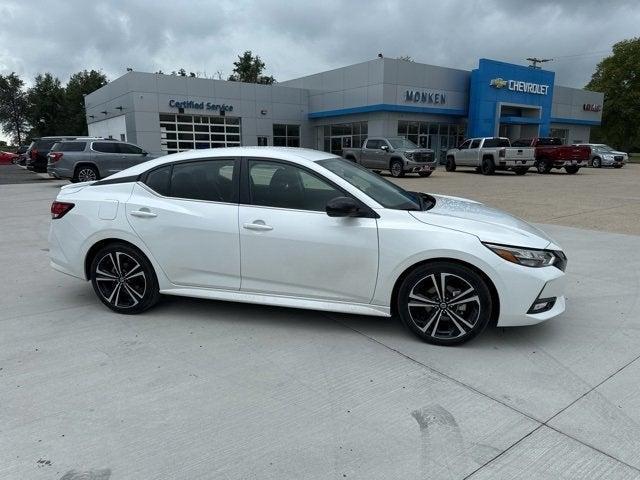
top-left (243, 222), bottom-right (273, 231)
top-left (130, 209), bottom-right (157, 218)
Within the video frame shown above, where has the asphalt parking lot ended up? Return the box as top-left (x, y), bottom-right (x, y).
top-left (1, 163), bottom-right (640, 479)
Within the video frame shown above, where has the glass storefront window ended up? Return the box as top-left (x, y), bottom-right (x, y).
top-left (319, 121), bottom-right (368, 156)
top-left (398, 120), bottom-right (465, 163)
top-left (273, 123), bottom-right (301, 147)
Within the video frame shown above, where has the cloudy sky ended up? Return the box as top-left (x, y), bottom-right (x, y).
top-left (0, 0), bottom-right (638, 88)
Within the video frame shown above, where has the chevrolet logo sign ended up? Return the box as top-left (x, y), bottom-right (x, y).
top-left (490, 78), bottom-right (508, 89)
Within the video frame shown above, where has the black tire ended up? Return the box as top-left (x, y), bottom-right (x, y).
top-left (564, 165), bottom-right (580, 174)
top-left (480, 157), bottom-right (495, 175)
top-left (592, 157), bottom-right (602, 168)
top-left (614, 164), bottom-right (623, 169)
top-left (418, 171), bottom-right (432, 177)
top-left (513, 167), bottom-right (528, 175)
top-left (536, 159), bottom-right (552, 174)
top-left (396, 262), bottom-right (493, 346)
top-left (446, 157), bottom-right (456, 172)
top-left (74, 165), bottom-right (99, 182)
top-left (390, 159), bottom-right (405, 178)
top-left (90, 242), bottom-right (160, 314)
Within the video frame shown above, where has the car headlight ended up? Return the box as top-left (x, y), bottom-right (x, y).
top-left (484, 243), bottom-right (566, 269)
top-left (603, 154), bottom-right (614, 160)
top-left (404, 152), bottom-right (414, 160)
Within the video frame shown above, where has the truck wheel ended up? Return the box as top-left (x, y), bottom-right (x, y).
top-left (418, 171), bottom-right (432, 177)
top-left (592, 157), bottom-right (602, 168)
top-left (513, 167), bottom-right (528, 175)
top-left (480, 157), bottom-right (495, 175)
top-left (536, 159), bottom-right (552, 174)
top-left (446, 157), bottom-right (456, 172)
top-left (564, 165), bottom-right (580, 174)
top-left (390, 159), bottom-right (405, 178)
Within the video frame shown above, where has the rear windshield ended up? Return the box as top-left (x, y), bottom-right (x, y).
top-left (511, 139), bottom-right (531, 147)
top-left (36, 139), bottom-right (57, 151)
top-left (53, 142), bottom-right (86, 152)
top-left (482, 138), bottom-right (511, 148)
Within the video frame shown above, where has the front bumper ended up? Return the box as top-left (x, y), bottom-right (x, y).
top-left (404, 160), bottom-right (437, 173)
top-left (493, 259), bottom-right (567, 327)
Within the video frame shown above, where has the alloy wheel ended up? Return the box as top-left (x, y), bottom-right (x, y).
top-left (391, 161), bottom-right (403, 177)
top-left (407, 272), bottom-right (481, 341)
top-left (78, 167), bottom-right (97, 182)
top-left (95, 251), bottom-right (147, 309)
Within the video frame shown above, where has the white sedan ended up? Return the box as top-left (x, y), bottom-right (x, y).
top-left (49, 147), bottom-right (567, 345)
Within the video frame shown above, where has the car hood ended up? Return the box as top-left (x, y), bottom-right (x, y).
top-left (410, 194), bottom-right (556, 249)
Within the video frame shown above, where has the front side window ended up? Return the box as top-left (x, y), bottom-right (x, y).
top-left (470, 139), bottom-right (481, 149)
top-left (458, 140), bottom-right (471, 150)
top-left (119, 143), bottom-right (144, 155)
top-left (143, 159), bottom-right (237, 202)
top-left (365, 139), bottom-right (382, 149)
top-left (248, 160), bottom-right (343, 211)
top-left (318, 158), bottom-right (421, 211)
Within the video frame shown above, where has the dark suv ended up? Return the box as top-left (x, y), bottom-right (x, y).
top-left (47, 139), bottom-right (154, 182)
top-left (26, 136), bottom-right (100, 173)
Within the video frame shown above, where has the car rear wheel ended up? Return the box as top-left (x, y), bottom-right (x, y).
top-left (390, 159), bottom-right (405, 178)
top-left (396, 262), bottom-right (493, 346)
top-left (480, 157), bottom-right (495, 175)
top-left (75, 165), bottom-right (99, 183)
top-left (418, 171), bottom-right (432, 177)
top-left (90, 243), bottom-right (160, 314)
top-left (564, 165), bottom-right (580, 174)
top-left (592, 157), bottom-right (602, 168)
top-left (446, 157), bottom-right (456, 172)
top-left (513, 167), bottom-right (528, 175)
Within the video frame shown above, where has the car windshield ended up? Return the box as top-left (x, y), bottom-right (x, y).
top-left (388, 138), bottom-right (419, 149)
top-left (318, 158), bottom-right (422, 210)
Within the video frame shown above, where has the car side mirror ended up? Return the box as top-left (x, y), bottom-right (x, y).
top-left (380, 145), bottom-right (389, 151)
top-left (142, 151), bottom-right (148, 156)
top-left (326, 196), bottom-right (361, 217)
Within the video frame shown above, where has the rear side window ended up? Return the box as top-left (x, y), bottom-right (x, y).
top-left (37, 140), bottom-right (57, 151)
top-left (55, 142), bottom-right (86, 152)
top-left (92, 142), bottom-right (119, 153)
top-left (171, 160), bottom-right (236, 202)
top-left (119, 143), bottom-right (144, 154)
top-left (482, 138), bottom-right (498, 148)
top-left (144, 166), bottom-right (171, 196)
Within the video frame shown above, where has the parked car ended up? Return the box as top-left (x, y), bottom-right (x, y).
top-left (0, 151), bottom-right (19, 165)
top-left (574, 143), bottom-right (628, 168)
top-left (26, 136), bottom-right (100, 173)
top-left (49, 147), bottom-right (567, 346)
top-left (47, 139), bottom-right (155, 182)
top-left (343, 137), bottom-right (437, 178)
top-left (445, 137), bottom-right (535, 175)
top-left (511, 138), bottom-right (590, 174)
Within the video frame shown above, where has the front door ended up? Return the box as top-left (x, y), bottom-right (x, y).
top-left (126, 157), bottom-right (241, 289)
top-left (239, 158), bottom-right (379, 303)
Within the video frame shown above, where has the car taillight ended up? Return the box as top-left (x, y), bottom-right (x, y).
top-left (51, 201), bottom-right (75, 219)
top-left (49, 152), bottom-right (63, 162)
top-left (30, 149), bottom-right (38, 159)
top-left (499, 148), bottom-right (506, 158)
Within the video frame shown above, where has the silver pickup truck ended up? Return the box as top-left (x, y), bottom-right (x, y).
top-left (343, 137), bottom-right (437, 178)
top-left (445, 137), bottom-right (535, 175)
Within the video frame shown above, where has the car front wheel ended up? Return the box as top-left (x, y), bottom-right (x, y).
top-left (90, 242), bottom-right (160, 314)
top-left (75, 165), bottom-right (99, 182)
top-left (390, 159), bottom-right (405, 178)
top-left (592, 157), bottom-right (602, 168)
top-left (396, 262), bottom-right (493, 346)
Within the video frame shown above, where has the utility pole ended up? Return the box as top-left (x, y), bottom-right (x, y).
top-left (526, 57), bottom-right (553, 69)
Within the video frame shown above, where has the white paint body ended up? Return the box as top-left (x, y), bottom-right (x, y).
top-left (49, 147), bottom-right (566, 327)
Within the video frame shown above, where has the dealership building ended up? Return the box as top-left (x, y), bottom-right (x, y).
top-left (85, 58), bottom-right (604, 161)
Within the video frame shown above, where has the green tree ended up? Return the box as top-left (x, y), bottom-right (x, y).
top-left (586, 37), bottom-right (640, 151)
top-left (227, 51), bottom-right (276, 84)
top-left (0, 73), bottom-right (29, 145)
top-left (63, 69), bottom-right (108, 135)
top-left (26, 73), bottom-right (66, 138)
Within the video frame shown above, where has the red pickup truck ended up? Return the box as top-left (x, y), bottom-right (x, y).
top-left (511, 138), bottom-right (590, 174)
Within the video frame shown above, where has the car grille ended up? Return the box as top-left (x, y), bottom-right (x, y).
top-left (614, 155), bottom-right (624, 161)
top-left (413, 152), bottom-right (434, 163)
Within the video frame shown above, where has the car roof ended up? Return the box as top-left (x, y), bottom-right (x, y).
top-left (106, 147), bottom-right (341, 179)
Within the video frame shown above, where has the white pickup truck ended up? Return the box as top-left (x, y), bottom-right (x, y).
top-left (445, 137), bottom-right (535, 175)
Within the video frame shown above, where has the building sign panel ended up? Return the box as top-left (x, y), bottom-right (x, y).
top-left (489, 77), bottom-right (549, 95)
top-left (583, 103), bottom-right (602, 112)
top-left (168, 99), bottom-right (234, 112)
top-left (404, 90), bottom-right (446, 105)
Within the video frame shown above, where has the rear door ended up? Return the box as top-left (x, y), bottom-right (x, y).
top-left (91, 142), bottom-right (123, 175)
top-left (119, 143), bottom-right (149, 170)
top-left (127, 157), bottom-right (241, 289)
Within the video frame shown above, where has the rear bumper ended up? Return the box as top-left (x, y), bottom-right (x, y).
top-left (47, 165), bottom-right (72, 179)
top-left (499, 159), bottom-right (535, 168)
